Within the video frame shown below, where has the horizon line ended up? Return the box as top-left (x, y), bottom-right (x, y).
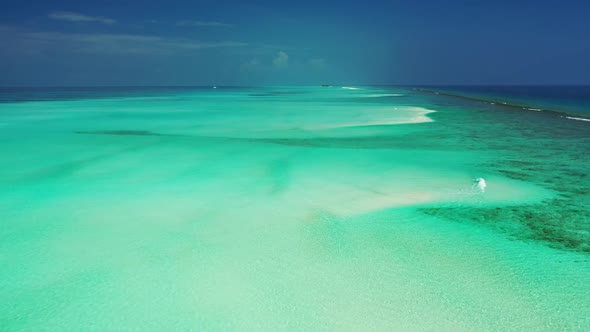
top-left (2, 84), bottom-right (590, 89)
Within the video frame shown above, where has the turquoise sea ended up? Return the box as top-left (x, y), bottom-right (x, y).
top-left (1, 86), bottom-right (589, 330)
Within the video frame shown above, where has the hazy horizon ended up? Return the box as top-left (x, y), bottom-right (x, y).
top-left (2, 84), bottom-right (590, 88)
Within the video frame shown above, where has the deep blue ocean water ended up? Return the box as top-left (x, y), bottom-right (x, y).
top-left (418, 85), bottom-right (590, 116)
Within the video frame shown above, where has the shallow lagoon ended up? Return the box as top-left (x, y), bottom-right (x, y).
top-left (1, 86), bottom-right (589, 330)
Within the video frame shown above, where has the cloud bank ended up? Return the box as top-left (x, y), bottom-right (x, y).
top-left (177, 20), bottom-right (233, 28)
top-left (2, 28), bottom-right (246, 55)
top-left (49, 11), bottom-right (116, 25)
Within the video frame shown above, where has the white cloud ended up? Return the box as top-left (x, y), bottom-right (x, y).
top-left (177, 20), bottom-right (233, 28)
top-left (273, 51), bottom-right (289, 68)
top-left (48, 11), bottom-right (116, 25)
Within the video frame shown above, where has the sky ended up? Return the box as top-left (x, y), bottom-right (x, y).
top-left (0, 0), bottom-right (589, 86)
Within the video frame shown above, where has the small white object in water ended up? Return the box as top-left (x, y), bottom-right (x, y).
top-left (474, 178), bottom-right (487, 192)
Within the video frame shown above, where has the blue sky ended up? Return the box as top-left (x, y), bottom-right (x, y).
top-left (0, 0), bottom-right (589, 86)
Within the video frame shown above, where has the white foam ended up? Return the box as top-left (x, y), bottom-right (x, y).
top-left (474, 178), bottom-right (487, 192)
top-left (564, 116), bottom-right (590, 122)
top-left (342, 86), bottom-right (360, 90)
top-left (527, 108), bottom-right (542, 112)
